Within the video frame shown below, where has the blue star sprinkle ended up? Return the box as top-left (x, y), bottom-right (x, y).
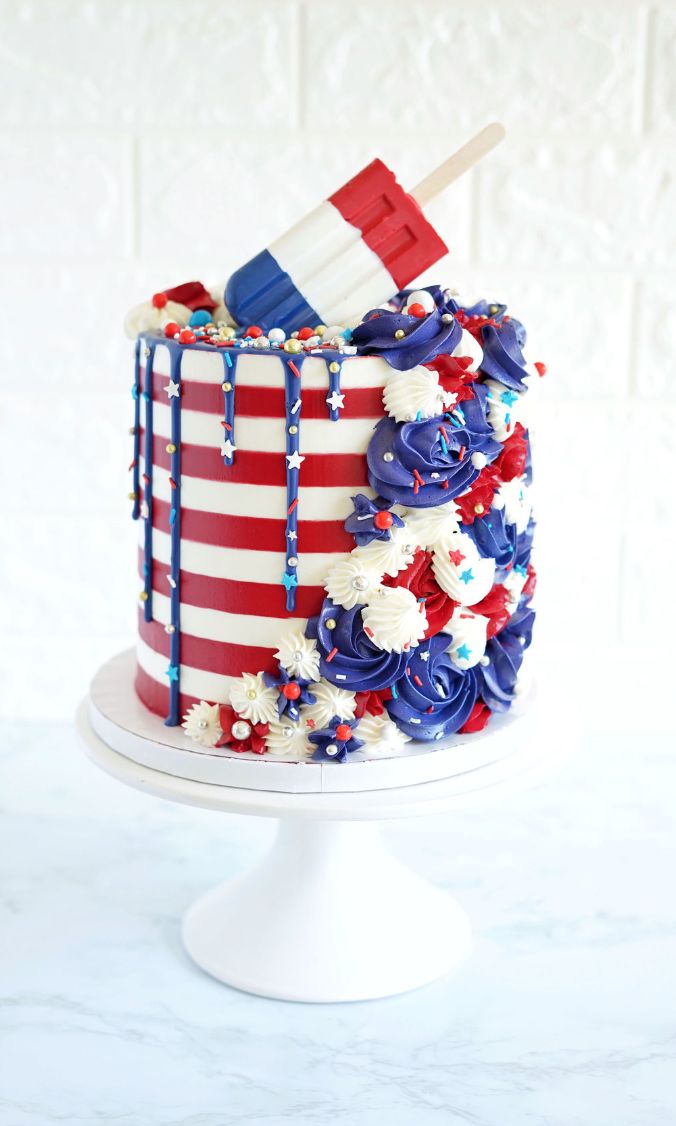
top-left (456, 643), bottom-right (472, 661)
top-left (460, 568), bottom-right (474, 584)
top-left (281, 572), bottom-right (298, 592)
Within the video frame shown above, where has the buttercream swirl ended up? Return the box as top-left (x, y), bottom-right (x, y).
top-left (360, 586), bottom-right (428, 653)
top-left (479, 322), bottom-right (532, 391)
top-left (477, 605), bottom-right (535, 711)
top-left (306, 599), bottom-right (409, 691)
top-left (367, 385), bottom-right (501, 509)
top-left (463, 505), bottom-right (518, 574)
top-left (386, 634), bottom-right (479, 740)
top-left (350, 306), bottom-right (463, 371)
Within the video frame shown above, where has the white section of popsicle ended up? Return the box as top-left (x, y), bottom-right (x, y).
top-left (269, 200), bottom-right (394, 326)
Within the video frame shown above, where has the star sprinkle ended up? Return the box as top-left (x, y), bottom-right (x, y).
top-left (221, 439), bottom-right (237, 458)
top-left (460, 568), bottom-right (474, 584)
top-left (448, 549), bottom-right (466, 566)
top-left (500, 389), bottom-right (519, 407)
top-left (165, 380), bottom-right (180, 398)
top-left (326, 390), bottom-right (345, 411)
top-left (419, 651), bottom-right (430, 662)
top-left (166, 664), bottom-right (179, 682)
top-left (456, 643), bottom-right (472, 661)
top-left (286, 451), bottom-right (305, 471)
top-left (281, 572), bottom-right (298, 591)
top-left (287, 530), bottom-right (298, 541)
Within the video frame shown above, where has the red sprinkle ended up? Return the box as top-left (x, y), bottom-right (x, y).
top-left (287, 498), bottom-right (298, 515)
top-left (164, 321), bottom-right (180, 337)
top-left (426, 706), bottom-right (434, 714)
top-left (413, 675), bottom-right (423, 687)
top-left (142, 473), bottom-right (150, 485)
top-left (413, 468), bottom-right (425, 485)
top-left (441, 479), bottom-right (449, 489)
top-left (288, 360), bottom-right (301, 379)
top-left (297, 326), bottom-right (314, 340)
top-left (458, 446), bottom-right (466, 461)
top-left (178, 328), bottom-right (197, 344)
top-left (326, 647), bottom-right (338, 663)
top-left (534, 361), bottom-right (547, 377)
top-left (245, 325), bottom-right (263, 338)
top-left (128, 459), bottom-right (136, 471)
top-left (152, 292), bottom-right (168, 309)
top-left (169, 477), bottom-right (177, 489)
top-left (364, 626), bottom-right (374, 637)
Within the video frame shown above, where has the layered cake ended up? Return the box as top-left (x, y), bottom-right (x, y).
top-left (125, 280), bottom-right (542, 761)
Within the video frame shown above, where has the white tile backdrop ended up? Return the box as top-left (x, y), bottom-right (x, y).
top-left (0, 0), bottom-right (674, 719)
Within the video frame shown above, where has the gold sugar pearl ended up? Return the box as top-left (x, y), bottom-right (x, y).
top-left (128, 491), bottom-right (137, 500)
top-left (246, 689), bottom-right (257, 700)
top-left (325, 618), bottom-right (336, 630)
top-left (394, 329), bottom-right (406, 339)
top-left (288, 424), bottom-right (298, 435)
top-left (222, 381), bottom-right (232, 392)
top-left (315, 325), bottom-right (327, 336)
top-left (166, 442), bottom-right (177, 454)
top-left (329, 361), bottom-right (340, 373)
top-left (474, 503), bottom-right (485, 515)
top-left (139, 591), bottom-right (149, 602)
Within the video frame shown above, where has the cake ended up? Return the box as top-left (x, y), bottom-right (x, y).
top-left (125, 281), bottom-right (541, 761)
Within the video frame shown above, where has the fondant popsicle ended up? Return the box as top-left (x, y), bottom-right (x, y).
top-left (224, 124), bottom-right (505, 335)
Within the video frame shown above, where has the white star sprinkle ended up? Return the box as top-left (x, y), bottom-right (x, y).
top-left (165, 380), bottom-right (180, 398)
top-left (420, 651), bottom-right (430, 661)
top-left (288, 530), bottom-right (298, 541)
top-left (220, 439), bottom-right (237, 458)
top-left (286, 450), bottom-right (305, 471)
top-left (140, 501), bottom-right (149, 519)
top-left (326, 390), bottom-right (345, 411)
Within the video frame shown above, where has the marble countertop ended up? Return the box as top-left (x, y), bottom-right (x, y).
top-left (1, 718), bottom-right (674, 1126)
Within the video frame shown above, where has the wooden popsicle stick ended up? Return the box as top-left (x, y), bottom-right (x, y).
top-left (410, 123), bottom-right (506, 208)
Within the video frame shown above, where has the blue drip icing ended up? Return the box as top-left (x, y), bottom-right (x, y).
top-left (282, 354), bottom-right (304, 612)
top-left (325, 355), bottom-right (343, 421)
top-left (220, 350), bottom-right (238, 465)
top-left (165, 348), bottom-right (183, 726)
top-left (131, 339), bottom-right (142, 520)
top-left (142, 340), bottom-right (156, 620)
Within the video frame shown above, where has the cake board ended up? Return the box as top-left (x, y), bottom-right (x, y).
top-left (78, 650), bottom-right (568, 1003)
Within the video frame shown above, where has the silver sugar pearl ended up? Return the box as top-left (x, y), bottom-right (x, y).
top-left (383, 451), bottom-right (394, 462)
top-left (287, 555), bottom-right (299, 567)
top-left (441, 313), bottom-right (454, 324)
top-left (231, 719), bottom-right (252, 741)
top-left (282, 725), bottom-right (294, 739)
top-left (480, 656), bottom-right (490, 666)
top-left (292, 649), bottom-right (304, 662)
top-left (197, 720), bottom-right (208, 729)
top-left (352, 575), bottom-right (369, 591)
top-left (326, 743), bottom-right (338, 756)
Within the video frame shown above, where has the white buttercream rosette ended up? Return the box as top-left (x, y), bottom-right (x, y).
top-left (383, 366), bottom-right (456, 423)
top-left (443, 606), bottom-right (489, 670)
top-left (361, 586), bottom-right (428, 654)
top-left (432, 530), bottom-right (495, 606)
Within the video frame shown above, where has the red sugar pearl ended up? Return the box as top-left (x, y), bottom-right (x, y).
top-left (245, 325), bottom-right (263, 338)
top-left (164, 321), bottom-right (181, 338)
top-left (373, 510), bottom-right (394, 531)
top-left (178, 328), bottom-right (197, 344)
top-left (152, 291), bottom-right (168, 309)
top-left (407, 302), bottom-right (427, 319)
top-left (335, 723), bottom-right (352, 742)
top-left (282, 682), bottom-right (301, 700)
top-left (297, 326), bottom-right (314, 340)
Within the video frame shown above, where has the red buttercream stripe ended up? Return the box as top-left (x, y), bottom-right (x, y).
top-left (328, 158), bottom-right (448, 291)
top-left (139, 614), bottom-right (279, 678)
top-left (152, 498), bottom-right (353, 553)
top-left (139, 549), bottom-right (326, 618)
top-left (135, 663), bottom-right (199, 719)
top-left (148, 370), bottom-right (384, 420)
top-left (141, 429), bottom-right (367, 485)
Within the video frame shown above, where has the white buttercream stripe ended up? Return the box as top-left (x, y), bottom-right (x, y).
top-left (151, 402), bottom-right (376, 453)
top-left (149, 348), bottom-right (389, 391)
top-left (146, 526), bottom-right (348, 585)
top-left (151, 590), bottom-right (304, 647)
top-left (137, 638), bottom-right (236, 704)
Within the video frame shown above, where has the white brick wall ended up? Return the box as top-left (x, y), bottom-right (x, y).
top-left (0, 0), bottom-right (673, 718)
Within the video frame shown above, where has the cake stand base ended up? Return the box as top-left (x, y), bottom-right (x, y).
top-left (183, 819), bottom-right (470, 1002)
top-left (78, 663), bottom-right (567, 1002)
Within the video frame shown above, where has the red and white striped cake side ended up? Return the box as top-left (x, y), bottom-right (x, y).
top-left (135, 347), bottom-right (389, 718)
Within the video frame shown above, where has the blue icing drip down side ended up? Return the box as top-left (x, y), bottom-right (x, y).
top-left (142, 339), bottom-right (156, 621)
top-left (325, 355), bottom-right (343, 421)
top-left (282, 354), bottom-right (305, 613)
top-left (220, 350), bottom-right (238, 466)
top-left (165, 347), bottom-right (183, 726)
top-left (131, 338), bottom-right (141, 521)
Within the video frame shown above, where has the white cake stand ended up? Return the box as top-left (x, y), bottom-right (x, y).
top-left (77, 650), bottom-right (567, 1003)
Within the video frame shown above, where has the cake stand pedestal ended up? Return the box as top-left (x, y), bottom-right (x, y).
top-left (77, 655), bottom-right (567, 1003)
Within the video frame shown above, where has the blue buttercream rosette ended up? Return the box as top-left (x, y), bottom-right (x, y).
top-left (386, 634), bottom-right (479, 741)
top-left (306, 598), bottom-right (409, 692)
top-left (479, 322), bottom-right (531, 391)
top-left (477, 605), bottom-right (535, 712)
top-left (367, 385), bottom-right (501, 508)
top-left (350, 306), bottom-right (463, 371)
